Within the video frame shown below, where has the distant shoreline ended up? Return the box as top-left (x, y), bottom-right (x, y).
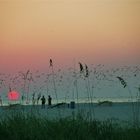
top-left (0, 100), bottom-right (139, 107)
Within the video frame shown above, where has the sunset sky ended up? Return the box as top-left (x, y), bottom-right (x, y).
top-left (0, 0), bottom-right (140, 73)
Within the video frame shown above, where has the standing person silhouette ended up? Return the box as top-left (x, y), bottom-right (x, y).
top-left (48, 95), bottom-right (52, 106)
top-left (41, 95), bottom-right (46, 108)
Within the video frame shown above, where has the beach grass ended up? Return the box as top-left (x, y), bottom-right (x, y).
top-left (0, 112), bottom-right (140, 140)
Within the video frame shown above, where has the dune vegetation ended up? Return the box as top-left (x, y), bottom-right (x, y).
top-left (0, 112), bottom-right (140, 140)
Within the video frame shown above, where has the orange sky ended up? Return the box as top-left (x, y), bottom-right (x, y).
top-left (0, 0), bottom-right (140, 72)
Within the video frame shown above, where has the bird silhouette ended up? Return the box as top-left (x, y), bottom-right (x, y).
top-left (79, 62), bottom-right (84, 73)
top-left (50, 59), bottom-right (53, 67)
top-left (117, 76), bottom-right (127, 88)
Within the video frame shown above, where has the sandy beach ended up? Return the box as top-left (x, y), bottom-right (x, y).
top-left (0, 102), bottom-right (139, 122)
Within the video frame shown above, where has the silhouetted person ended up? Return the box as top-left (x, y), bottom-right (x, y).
top-left (48, 95), bottom-right (52, 106)
top-left (41, 95), bottom-right (46, 108)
